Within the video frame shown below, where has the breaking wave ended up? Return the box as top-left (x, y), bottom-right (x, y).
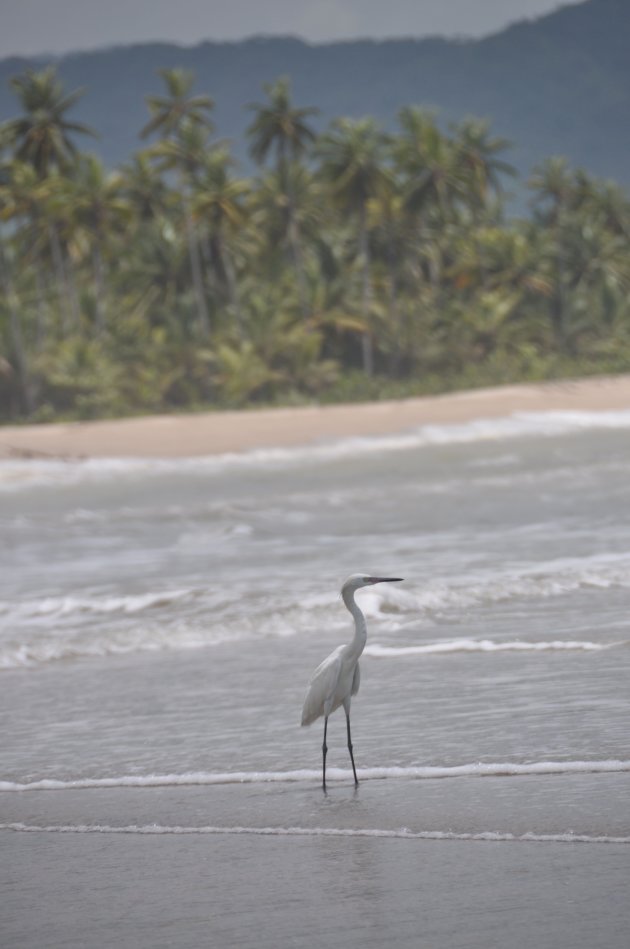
top-left (3, 759), bottom-right (629, 792)
top-left (364, 639), bottom-right (614, 657)
top-left (360, 550), bottom-right (630, 622)
top-left (3, 409), bottom-right (630, 489)
top-left (0, 625), bottom-right (248, 669)
top-left (0, 588), bottom-right (195, 621)
top-left (2, 549), bottom-right (629, 668)
top-left (1, 822), bottom-right (628, 844)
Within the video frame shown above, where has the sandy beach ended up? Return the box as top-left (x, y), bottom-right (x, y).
top-left (2, 374), bottom-right (630, 459)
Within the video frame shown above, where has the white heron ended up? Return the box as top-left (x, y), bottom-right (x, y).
top-left (301, 573), bottom-right (403, 790)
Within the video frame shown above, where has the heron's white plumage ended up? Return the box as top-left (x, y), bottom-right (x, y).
top-left (300, 645), bottom-right (359, 726)
top-left (300, 573), bottom-right (403, 789)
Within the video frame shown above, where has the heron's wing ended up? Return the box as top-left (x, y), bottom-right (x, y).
top-left (301, 646), bottom-right (344, 726)
top-left (351, 660), bottom-right (360, 696)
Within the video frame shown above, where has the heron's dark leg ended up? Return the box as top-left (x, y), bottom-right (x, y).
top-left (345, 709), bottom-right (359, 787)
top-left (322, 716), bottom-right (329, 792)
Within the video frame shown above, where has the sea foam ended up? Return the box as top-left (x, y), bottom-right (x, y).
top-left (2, 759), bottom-right (629, 792)
top-left (364, 639), bottom-right (613, 657)
top-left (3, 409), bottom-right (630, 490)
top-left (0, 588), bottom-right (194, 620)
top-left (1, 822), bottom-right (628, 844)
top-left (2, 549), bottom-right (629, 668)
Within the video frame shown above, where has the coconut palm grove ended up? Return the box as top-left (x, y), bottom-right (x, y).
top-left (1, 65), bottom-right (630, 420)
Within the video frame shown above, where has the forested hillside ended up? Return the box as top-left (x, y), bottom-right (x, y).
top-left (0, 0), bottom-right (629, 182)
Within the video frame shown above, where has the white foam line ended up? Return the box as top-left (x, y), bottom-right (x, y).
top-left (365, 639), bottom-right (613, 657)
top-left (4, 409), bottom-right (630, 490)
top-left (2, 760), bottom-right (629, 792)
top-left (1, 822), bottom-right (628, 844)
top-left (0, 631), bottom-right (623, 673)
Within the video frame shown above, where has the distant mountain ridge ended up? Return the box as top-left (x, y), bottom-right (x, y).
top-left (0, 0), bottom-right (628, 186)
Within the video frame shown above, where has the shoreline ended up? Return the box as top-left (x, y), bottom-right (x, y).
top-left (4, 777), bottom-right (630, 949)
top-left (2, 374), bottom-right (630, 460)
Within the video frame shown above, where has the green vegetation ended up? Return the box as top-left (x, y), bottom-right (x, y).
top-left (1, 66), bottom-right (630, 422)
top-left (2, 1), bottom-right (629, 185)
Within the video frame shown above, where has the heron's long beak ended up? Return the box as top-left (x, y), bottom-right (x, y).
top-left (369, 577), bottom-right (404, 584)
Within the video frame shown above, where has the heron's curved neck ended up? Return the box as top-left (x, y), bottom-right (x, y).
top-left (342, 586), bottom-right (367, 658)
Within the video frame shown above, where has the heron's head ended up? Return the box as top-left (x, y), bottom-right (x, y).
top-left (343, 573), bottom-right (404, 592)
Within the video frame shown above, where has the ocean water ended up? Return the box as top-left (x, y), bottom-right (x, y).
top-left (2, 410), bottom-right (630, 948)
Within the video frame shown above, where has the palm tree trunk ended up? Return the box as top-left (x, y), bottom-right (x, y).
top-left (288, 211), bottom-right (309, 321)
top-left (48, 222), bottom-right (80, 334)
top-left (183, 198), bottom-right (210, 335)
top-left (386, 241), bottom-right (402, 376)
top-left (285, 174), bottom-right (309, 320)
top-left (35, 263), bottom-right (48, 351)
top-left (551, 229), bottom-right (568, 351)
top-left (216, 230), bottom-right (243, 335)
top-left (278, 143), bottom-right (309, 321)
top-left (92, 242), bottom-right (106, 335)
top-left (358, 203), bottom-right (373, 375)
top-left (473, 207), bottom-right (488, 291)
top-left (0, 246), bottom-right (34, 415)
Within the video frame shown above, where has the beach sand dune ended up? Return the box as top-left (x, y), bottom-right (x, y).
top-left (2, 375), bottom-right (630, 459)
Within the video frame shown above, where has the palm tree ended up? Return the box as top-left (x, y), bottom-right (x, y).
top-left (317, 117), bottom-right (391, 374)
top-left (394, 108), bottom-right (462, 219)
top-left (1, 69), bottom-right (98, 336)
top-left (1, 67), bottom-right (96, 178)
top-left (249, 162), bottom-right (325, 290)
top-left (247, 76), bottom-right (319, 179)
top-left (147, 118), bottom-right (212, 180)
top-left (393, 108), bottom-right (464, 291)
top-left (119, 152), bottom-right (171, 223)
top-left (140, 68), bottom-right (214, 141)
top-left (366, 185), bottom-right (418, 375)
top-left (0, 161), bottom-right (80, 336)
top-left (452, 119), bottom-right (516, 289)
top-left (141, 69), bottom-right (215, 334)
top-left (453, 118), bottom-right (515, 216)
top-left (585, 180), bottom-right (630, 238)
top-left (0, 159), bottom-right (52, 344)
top-left (118, 218), bottom-right (189, 331)
top-left (191, 149), bottom-right (249, 323)
top-left (0, 244), bottom-right (35, 413)
top-left (247, 77), bottom-right (319, 318)
top-left (40, 172), bottom-right (83, 331)
top-left (72, 155), bottom-right (131, 333)
top-left (529, 157), bottom-right (579, 227)
top-left (528, 161), bottom-right (630, 353)
top-left (529, 158), bottom-right (579, 347)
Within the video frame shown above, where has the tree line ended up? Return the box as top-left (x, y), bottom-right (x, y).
top-left (1, 65), bottom-right (629, 421)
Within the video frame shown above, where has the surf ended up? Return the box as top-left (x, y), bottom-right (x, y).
top-left (3, 759), bottom-right (629, 792)
top-left (364, 639), bottom-right (615, 657)
top-left (4, 408), bottom-right (630, 491)
top-left (1, 822), bottom-right (628, 844)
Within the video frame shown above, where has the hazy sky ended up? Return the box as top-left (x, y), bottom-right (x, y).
top-left (1, 0), bottom-right (578, 59)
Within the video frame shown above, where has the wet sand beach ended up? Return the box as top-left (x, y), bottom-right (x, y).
top-left (3, 774), bottom-right (630, 949)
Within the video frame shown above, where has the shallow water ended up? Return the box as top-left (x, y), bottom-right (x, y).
top-left (2, 410), bottom-right (630, 946)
